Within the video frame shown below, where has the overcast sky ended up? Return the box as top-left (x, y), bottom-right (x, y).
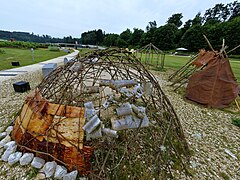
top-left (1, 0), bottom-right (234, 38)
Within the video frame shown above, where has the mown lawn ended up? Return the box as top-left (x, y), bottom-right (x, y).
top-left (0, 48), bottom-right (69, 70)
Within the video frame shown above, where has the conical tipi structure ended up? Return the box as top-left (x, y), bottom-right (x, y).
top-left (12, 48), bottom-right (189, 178)
top-left (186, 49), bottom-right (238, 108)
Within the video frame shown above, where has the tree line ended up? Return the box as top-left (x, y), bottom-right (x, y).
top-left (0, 1), bottom-right (239, 53)
top-left (0, 31), bottom-right (80, 44)
top-left (80, 1), bottom-right (240, 53)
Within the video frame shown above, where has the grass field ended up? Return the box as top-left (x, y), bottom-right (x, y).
top-left (0, 48), bottom-right (69, 70)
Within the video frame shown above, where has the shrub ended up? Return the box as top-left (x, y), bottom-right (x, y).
top-left (48, 46), bottom-right (60, 51)
top-left (0, 49), bottom-right (6, 54)
top-left (0, 41), bottom-right (47, 49)
top-left (232, 118), bottom-right (240, 127)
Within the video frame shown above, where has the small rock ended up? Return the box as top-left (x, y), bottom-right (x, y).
top-left (0, 135), bottom-right (11, 148)
top-left (20, 153), bottom-right (34, 166)
top-left (192, 133), bottom-right (202, 140)
top-left (160, 145), bottom-right (166, 152)
top-left (8, 151), bottom-right (22, 165)
top-left (5, 126), bottom-right (13, 135)
top-left (63, 170), bottom-right (78, 180)
top-left (54, 165), bottom-right (68, 179)
top-left (1, 145), bottom-right (17, 161)
top-left (31, 157), bottom-right (45, 169)
top-left (4, 141), bottom-right (16, 149)
top-left (36, 172), bottom-right (46, 180)
top-left (190, 160), bottom-right (198, 168)
top-left (43, 161), bottom-right (57, 178)
top-left (224, 148), bottom-right (238, 160)
top-left (0, 132), bottom-right (7, 139)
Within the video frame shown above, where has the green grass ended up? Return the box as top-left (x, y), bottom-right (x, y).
top-left (229, 60), bottom-right (240, 82)
top-left (0, 48), bottom-right (68, 70)
top-left (164, 55), bottom-right (191, 70)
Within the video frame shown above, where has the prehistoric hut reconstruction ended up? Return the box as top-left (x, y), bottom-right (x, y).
top-left (12, 48), bottom-right (189, 178)
top-left (136, 43), bottom-right (165, 69)
top-left (169, 43), bottom-right (239, 108)
top-left (186, 49), bottom-right (238, 108)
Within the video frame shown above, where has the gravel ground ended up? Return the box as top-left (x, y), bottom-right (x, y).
top-left (0, 69), bottom-right (239, 179)
top-left (153, 70), bottom-right (240, 180)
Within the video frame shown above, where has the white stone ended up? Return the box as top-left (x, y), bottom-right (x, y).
top-left (1, 145), bottom-right (17, 161)
top-left (20, 153), bottom-right (34, 166)
top-left (83, 115), bottom-right (101, 133)
top-left (102, 128), bottom-right (118, 138)
top-left (224, 148), bottom-right (238, 160)
top-left (190, 160), bottom-right (198, 168)
top-left (8, 151), bottom-right (22, 165)
top-left (79, 178), bottom-right (87, 180)
top-left (4, 141), bottom-right (16, 149)
top-left (160, 145), bottom-right (166, 152)
top-left (192, 133), bottom-right (202, 140)
top-left (5, 126), bottom-right (13, 135)
top-left (36, 172), bottom-right (46, 180)
top-left (43, 161), bottom-right (57, 178)
top-left (31, 157), bottom-right (45, 169)
top-left (0, 132), bottom-right (7, 139)
top-left (0, 135), bottom-right (11, 148)
top-left (54, 165), bottom-right (68, 179)
top-left (63, 170), bottom-right (78, 180)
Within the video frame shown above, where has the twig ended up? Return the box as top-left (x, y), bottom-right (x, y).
top-left (98, 147), bottom-right (112, 178)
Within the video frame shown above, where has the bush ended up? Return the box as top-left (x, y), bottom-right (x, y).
top-left (0, 49), bottom-right (6, 54)
top-left (48, 46), bottom-right (60, 51)
top-left (0, 41), bottom-right (48, 49)
top-left (232, 118), bottom-right (240, 127)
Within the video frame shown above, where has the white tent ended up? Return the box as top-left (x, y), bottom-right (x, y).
top-left (176, 47), bottom-right (188, 51)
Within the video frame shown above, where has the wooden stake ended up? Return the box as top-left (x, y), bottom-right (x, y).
top-left (235, 99), bottom-right (240, 112)
top-left (227, 44), bottom-right (240, 54)
top-left (203, 34), bottom-right (215, 52)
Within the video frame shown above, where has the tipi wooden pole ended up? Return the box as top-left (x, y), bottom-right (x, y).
top-left (203, 34), bottom-right (215, 52)
top-left (227, 44), bottom-right (240, 54)
top-left (235, 99), bottom-right (240, 112)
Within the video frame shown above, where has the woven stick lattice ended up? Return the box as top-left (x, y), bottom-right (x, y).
top-left (12, 48), bottom-right (190, 178)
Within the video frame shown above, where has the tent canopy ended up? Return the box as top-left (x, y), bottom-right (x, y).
top-left (176, 47), bottom-right (188, 51)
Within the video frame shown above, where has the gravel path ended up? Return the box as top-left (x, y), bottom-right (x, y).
top-left (0, 69), bottom-right (239, 179)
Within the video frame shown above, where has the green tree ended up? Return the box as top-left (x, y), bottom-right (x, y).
top-left (130, 28), bottom-right (144, 47)
top-left (179, 25), bottom-right (205, 51)
top-left (146, 21), bottom-right (157, 31)
top-left (166, 13), bottom-right (183, 28)
top-left (153, 24), bottom-right (178, 50)
top-left (103, 33), bottom-right (119, 47)
top-left (192, 12), bottom-right (203, 26)
top-left (229, 1), bottom-right (240, 20)
top-left (116, 37), bottom-right (127, 47)
top-left (223, 17), bottom-right (240, 53)
top-left (120, 29), bottom-right (132, 45)
top-left (96, 29), bottom-right (104, 44)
